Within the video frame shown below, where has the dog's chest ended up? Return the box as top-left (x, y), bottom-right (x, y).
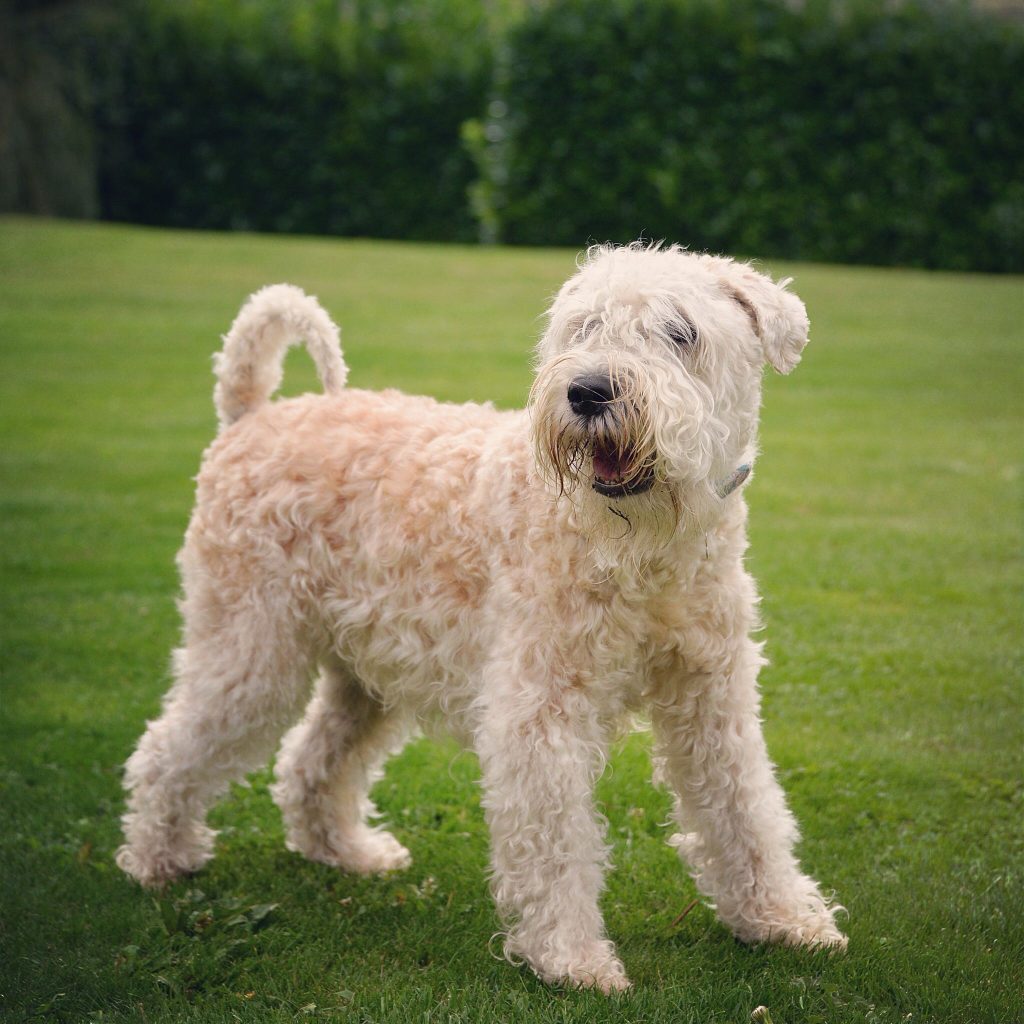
top-left (564, 577), bottom-right (694, 701)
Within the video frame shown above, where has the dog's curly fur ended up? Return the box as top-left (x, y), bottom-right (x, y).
top-left (117, 244), bottom-right (846, 992)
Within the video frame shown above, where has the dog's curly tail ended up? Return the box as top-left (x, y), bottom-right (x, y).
top-left (213, 283), bottom-right (348, 429)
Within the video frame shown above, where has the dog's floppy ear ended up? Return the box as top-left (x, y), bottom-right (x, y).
top-left (709, 259), bottom-right (810, 374)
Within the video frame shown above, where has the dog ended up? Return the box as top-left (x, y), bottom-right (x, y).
top-left (117, 243), bottom-right (846, 992)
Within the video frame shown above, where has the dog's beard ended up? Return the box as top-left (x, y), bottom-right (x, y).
top-left (541, 397), bottom-right (658, 501)
top-left (529, 363), bottom-right (713, 571)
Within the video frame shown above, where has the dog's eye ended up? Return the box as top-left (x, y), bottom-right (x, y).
top-left (571, 318), bottom-right (599, 343)
top-left (666, 318), bottom-right (697, 349)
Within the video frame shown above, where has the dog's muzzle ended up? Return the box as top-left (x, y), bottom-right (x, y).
top-left (567, 374), bottom-right (656, 499)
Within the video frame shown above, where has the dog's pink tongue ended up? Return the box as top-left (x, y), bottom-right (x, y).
top-left (593, 444), bottom-right (629, 482)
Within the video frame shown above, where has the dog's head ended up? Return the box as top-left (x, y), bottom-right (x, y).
top-left (529, 243), bottom-right (808, 561)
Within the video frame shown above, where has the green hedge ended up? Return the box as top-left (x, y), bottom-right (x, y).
top-left (472, 0), bottom-right (1024, 271)
top-left (6, 0), bottom-right (1024, 270)
top-left (95, 0), bottom-right (491, 241)
top-left (0, 0), bottom-right (114, 219)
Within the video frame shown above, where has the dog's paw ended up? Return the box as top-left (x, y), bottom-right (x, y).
top-left (534, 942), bottom-right (632, 994)
top-left (717, 872), bottom-right (847, 953)
top-left (782, 917), bottom-right (848, 952)
top-left (337, 828), bottom-right (413, 876)
top-left (735, 910), bottom-right (847, 952)
top-left (115, 841), bottom-right (209, 889)
top-left (569, 957), bottom-right (632, 994)
top-left (301, 826), bottom-right (412, 876)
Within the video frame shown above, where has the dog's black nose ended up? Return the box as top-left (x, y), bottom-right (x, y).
top-left (567, 375), bottom-right (615, 418)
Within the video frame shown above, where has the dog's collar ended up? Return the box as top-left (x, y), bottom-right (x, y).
top-left (716, 463), bottom-right (751, 499)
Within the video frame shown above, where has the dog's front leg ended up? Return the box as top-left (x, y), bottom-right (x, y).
top-left (651, 635), bottom-right (846, 950)
top-left (476, 681), bottom-right (630, 992)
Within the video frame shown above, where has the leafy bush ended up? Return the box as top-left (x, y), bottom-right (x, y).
top-left (5, 0), bottom-right (1022, 269)
top-left (471, 0), bottom-right (1024, 270)
top-left (0, 0), bottom-right (116, 219)
top-left (96, 0), bottom-right (492, 241)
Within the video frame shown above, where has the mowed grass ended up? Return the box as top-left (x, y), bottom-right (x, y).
top-left (1, 217), bottom-right (1020, 1024)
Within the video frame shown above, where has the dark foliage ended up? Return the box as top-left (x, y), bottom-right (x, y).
top-left (4, 0), bottom-right (1022, 269)
top-left (473, 0), bottom-right (1024, 271)
top-left (94, 0), bottom-right (491, 241)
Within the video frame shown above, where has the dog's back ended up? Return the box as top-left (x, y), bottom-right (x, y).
top-left (188, 385), bottom-right (535, 720)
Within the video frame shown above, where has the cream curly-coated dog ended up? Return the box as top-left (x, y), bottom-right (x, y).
top-left (117, 243), bottom-right (845, 991)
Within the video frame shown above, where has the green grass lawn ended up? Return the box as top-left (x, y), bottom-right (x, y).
top-left (1, 218), bottom-right (1020, 1024)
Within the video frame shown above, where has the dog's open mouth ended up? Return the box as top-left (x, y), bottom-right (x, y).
top-left (591, 440), bottom-right (655, 498)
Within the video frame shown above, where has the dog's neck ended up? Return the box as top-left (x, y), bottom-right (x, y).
top-left (573, 485), bottom-right (751, 597)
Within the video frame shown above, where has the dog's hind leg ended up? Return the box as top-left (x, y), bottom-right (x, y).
top-left (116, 585), bottom-right (314, 889)
top-left (271, 658), bottom-right (412, 875)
